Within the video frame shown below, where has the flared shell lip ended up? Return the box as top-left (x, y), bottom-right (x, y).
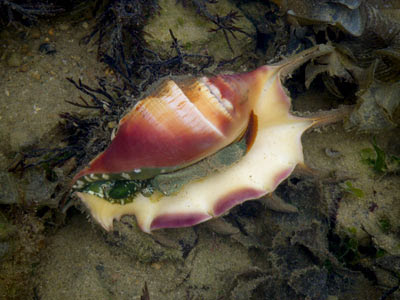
top-left (149, 213), bottom-right (212, 231)
top-left (148, 167), bottom-right (297, 230)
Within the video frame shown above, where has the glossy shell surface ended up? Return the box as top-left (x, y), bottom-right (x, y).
top-left (74, 70), bottom-right (264, 181)
top-left (73, 55), bottom-right (319, 233)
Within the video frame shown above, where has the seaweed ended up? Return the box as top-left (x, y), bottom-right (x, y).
top-left (178, 0), bottom-right (252, 53)
top-left (329, 227), bottom-right (379, 274)
top-left (7, 77), bottom-right (119, 176)
top-left (341, 181), bottom-right (364, 198)
top-left (8, 147), bottom-right (77, 175)
top-left (208, 10), bottom-right (252, 53)
top-left (269, 0), bottom-right (400, 131)
top-left (59, 29), bottom-right (213, 171)
top-left (360, 138), bottom-right (400, 174)
top-left (0, 0), bottom-right (63, 27)
top-left (81, 1), bottom-right (215, 92)
top-left (103, 29), bottom-right (213, 94)
top-left (140, 282), bottom-right (150, 300)
top-left (65, 77), bottom-right (121, 111)
top-left (82, 0), bottom-right (159, 65)
top-left (10, 26), bottom-right (213, 184)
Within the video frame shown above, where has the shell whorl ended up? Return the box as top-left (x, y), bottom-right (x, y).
top-left (73, 69), bottom-right (265, 182)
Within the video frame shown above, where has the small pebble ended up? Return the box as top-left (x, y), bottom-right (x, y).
top-left (71, 55), bottom-right (80, 62)
top-left (107, 121), bottom-right (117, 129)
top-left (7, 52), bottom-right (22, 67)
top-left (59, 23), bottom-right (69, 31)
top-left (105, 68), bottom-right (114, 76)
top-left (30, 28), bottom-right (41, 39)
top-left (39, 43), bottom-right (56, 55)
top-left (31, 71), bottom-right (41, 80)
top-left (20, 44), bottom-right (30, 54)
top-left (19, 64), bottom-right (29, 72)
top-left (82, 22), bottom-right (89, 29)
top-left (325, 148), bottom-right (341, 158)
top-left (151, 262), bottom-right (161, 270)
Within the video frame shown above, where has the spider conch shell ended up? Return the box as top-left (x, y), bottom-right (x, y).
top-left (73, 45), bottom-right (341, 233)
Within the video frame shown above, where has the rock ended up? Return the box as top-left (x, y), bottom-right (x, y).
top-left (229, 269), bottom-right (269, 300)
top-left (21, 168), bottom-right (60, 207)
top-left (82, 22), bottom-right (89, 29)
top-left (288, 266), bottom-right (329, 299)
top-left (0, 167), bottom-right (64, 207)
top-left (30, 28), bottom-right (41, 39)
top-left (19, 64), bottom-right (29, 72)
top-left (374, 266), bottom-right (399, 288)
top-left (104, 215), bottom-right (197, 262)
top-left (31, 70), bottom-right (41, 80)
top-left (377, 255), bottom-right (400, 273)
top-left (39, 43), bottom-right (56, 55)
